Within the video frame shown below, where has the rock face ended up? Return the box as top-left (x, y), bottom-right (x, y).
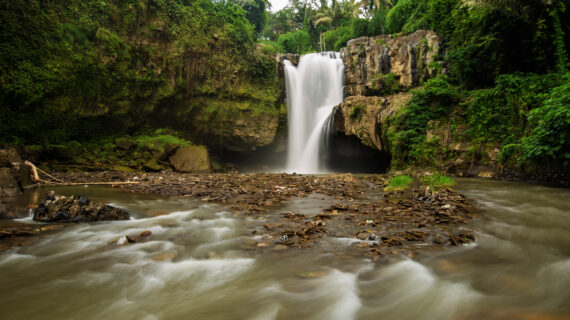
top-left (277, 53), bottom-right (300, 67)
top-left (341, 30), bottom-right (443, 96)
top-left (187, 99), bottom-right (280, 153)
top-left (329, 30), bottom-right (444, 168)
top-left (0, 148), bottom-right (23, 198)
top-left (332, 93), bottom-right (413, 151)
top-left (168, 145), bottom-right (211, 172)
top-left (33, 194), bottom-right (130, 223)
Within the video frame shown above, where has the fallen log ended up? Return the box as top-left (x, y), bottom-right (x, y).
top-left (23, 181), bottom-right (139, 189)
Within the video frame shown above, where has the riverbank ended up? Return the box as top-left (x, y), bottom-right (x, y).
top-left (1, 172), bottom-right (477, 258)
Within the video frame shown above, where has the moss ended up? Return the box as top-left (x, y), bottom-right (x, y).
top-left (384, 175), bottom-right (414, 191)
top-left (349, 104), bottom-right (364, 121)
top-left (143, 159), bottom-right (163, 172)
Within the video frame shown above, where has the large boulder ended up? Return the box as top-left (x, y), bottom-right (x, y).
top-left (168, 145), bottom-right (211, 172)
top-left (0, 148), bottom-right (21, 167)
top-left (33, 194), bottom-right (130, 223)
top-left (341, 30), bottom-right (444, 96)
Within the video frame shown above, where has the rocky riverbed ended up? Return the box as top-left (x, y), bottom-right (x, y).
top-left (23, 171), bottom-right (476, 258)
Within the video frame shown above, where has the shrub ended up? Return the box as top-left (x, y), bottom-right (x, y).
top-left (388, 77), bottom-right (460, 167)
top-left (522, 74), bottom-right (570, 166)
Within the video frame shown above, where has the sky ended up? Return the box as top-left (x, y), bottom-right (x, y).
top-left (269, 0), bottom-right (289, 12)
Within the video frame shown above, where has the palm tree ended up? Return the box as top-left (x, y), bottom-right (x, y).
top-left (313, 0), bottom-right (360, 29)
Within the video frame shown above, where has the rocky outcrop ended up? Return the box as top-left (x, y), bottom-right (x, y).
top-left (0, 148), bottom-right (23, 198)
top-left (277, 53), bottom-right (300, 67)
top-left (332, 93), bottom-right (413, 151)
top-left (169, 145), bottom-right (211, 172)
top-left (188, 102), bottom-right (280, 152)
top-left (33, 194), bottom-right (130, 223)
top-left (341, 30), bottom-right (443, 96)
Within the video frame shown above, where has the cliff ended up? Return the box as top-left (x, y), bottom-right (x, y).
top-left (340, 30), bottom-right (444, 96)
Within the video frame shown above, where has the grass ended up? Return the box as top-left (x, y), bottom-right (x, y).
top-left (384, 174), bottom-right (414, 191)
top-left (421, 172), bottom-right (456, 189)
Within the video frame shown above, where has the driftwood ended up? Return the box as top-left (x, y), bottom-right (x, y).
top-left (23, 181), bottom-right (139, 189)
top-left (22, 161), bottom-right (139, 189)
top-left (24, 161), bottom-right (40, 183)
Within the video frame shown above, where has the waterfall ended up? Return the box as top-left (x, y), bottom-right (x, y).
top-left (284, 52), bottom-right (344, 173)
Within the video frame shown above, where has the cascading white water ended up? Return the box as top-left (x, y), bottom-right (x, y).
top-left (284, 52), bottom-right (344, 173)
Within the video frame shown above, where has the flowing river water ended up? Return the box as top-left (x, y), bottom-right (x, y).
top-left (1, 179), bottom-right (569, 320)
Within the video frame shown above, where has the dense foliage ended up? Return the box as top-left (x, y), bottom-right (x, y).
top-left (1, 0), bottom-right (569, 175)
top-left (0, 0), bottom-right (279, 146)
top-left (264, 0), bottom-right (569, 87)
top-left (387, 77), bottom-right (460, 167)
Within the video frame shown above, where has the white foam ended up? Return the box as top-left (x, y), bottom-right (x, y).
top-left (360, 259), bottom-right (481, 320)
top-left (248, 302), bottom-right (281, 320)
top-left (153, 258), bottom-right (255, 291)
top-left (310, 270), bottom-right (362, 320)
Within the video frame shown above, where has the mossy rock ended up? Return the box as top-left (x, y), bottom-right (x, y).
top-left (143, 159), bottom-right (163, 172)
top-left (115, 136), bottom-right (135, 151)
top-left (111, 165), bottom-right (136, 173)
top-left (168, 145), bottom-right (210, 173)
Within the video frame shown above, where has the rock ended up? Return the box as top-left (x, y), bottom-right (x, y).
top-left (72, 215), bottom-right (85, 223)
top-left (0, 167), bottom-right (21, 198)
top-left (168, 146), bottom-right (211, 173)
top-left (278, 53), bottom-right (300, 67)
top-left (0, 202), bottom-right (9, 217)
top-left (0, 148), bottom-right (21, 167)
top-left (33, 195), bottom-right (130, 223)
top-left (78, 196), bottom-right (89, 206)
top-left (143, 158), bottom-right (163, 172)
top-left (116, 235), bottom-right (136, 245)
top-left (331, 93), bottom-right (412, 151)
top-left (273, 244), bottom-right (288, 251)
top-left (54, 211), bottom-right (70, 221)
top-left (139, 230), bottom-right (152, 237)
top-left (341, 30), bottom-right (443, 96)
top-left (356, 231), bottom-right (369, 240)
top-left (115, 137), bottom-right (135, 151)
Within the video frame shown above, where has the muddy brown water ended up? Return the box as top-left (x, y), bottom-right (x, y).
top-left (1, 179), bottom-right (569, 320)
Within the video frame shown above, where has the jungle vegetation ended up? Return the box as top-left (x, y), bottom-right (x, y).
top-left (1, 0), bottom-right (569, 172)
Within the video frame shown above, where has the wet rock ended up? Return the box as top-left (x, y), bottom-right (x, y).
top-left (33, 194), bottom-right (130, 223)
top-left (356, 231), bottom-right (370, 240)
top-left (273, 244), bottom-right (288, 251)
top-left (139, 230), bottom-right (152, 237)
top-left (72, 215), bottom-right (85, 223)
top-left (78, 196), bottom-right (89, 206)
top-left (54, 211), bottom-right (71, 221)
top-left (116, 235), bottom-right (137, 245)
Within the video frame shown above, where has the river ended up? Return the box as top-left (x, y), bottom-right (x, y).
top-left (0, 179), bottom-right (569, 320)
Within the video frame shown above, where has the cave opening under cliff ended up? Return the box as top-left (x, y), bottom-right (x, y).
top-left (212, 131), bottom-right (391, 174)
top-left (321, 131), bottom-right (391, 173)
